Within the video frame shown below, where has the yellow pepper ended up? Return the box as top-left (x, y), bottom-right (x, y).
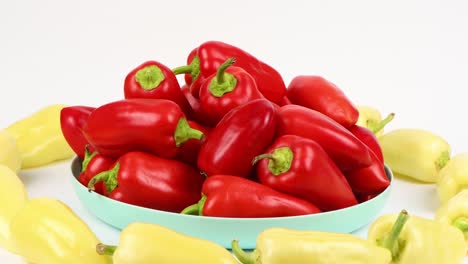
top-left (437, 153), bottom-right (468, 204)
top-left (231, 228), bottom-right (392, 264)
top-left (368, 210), bottom-right (466, 264)
top-left (9, 197), bottom-right (111, 264)
top-left (0, 129), bottom-right (21, 173)
top-left (6, 104), bottom-right (74, 169)
top-left (96, 222), bottom-right (238, 264)
top-left (378, 128), bottom-right (451, 183)
top-left (356, 105), bottom-right (394, 136)
top-left (435, 189), bottom-right (468, 253)
top-left (0, 165), bottom-right (28, 253)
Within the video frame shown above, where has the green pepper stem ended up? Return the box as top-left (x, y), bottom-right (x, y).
top-left (180, 204), bottom-right (200, 215)
top-left (379, 209), bottom-right (409, 261)
top-left (251, 153), bottom-right (274, 165)
top-left (87, 171), bottom-right (109, 192)
top-left (371, 113), bottom-right (395, 134)
top-left (453, 216), bottom-right (468, 234)
top-left (96, 243), bottom-right (117, 256)
top-left (87, 163), bottom-right (120, 194)
top-left (174, 117), bottom-right (204, 147)
top-left (181, 195), bottom-right (206, 215)
top-left (231, 240), bottom-right (257, 264)
top-left (172, 56), bottom-right (200, 82)
top-left (252, 147), bottom-right (293, 176)
top-left (435, 151), bottom-right (450, 171)
top-left (135, 65), bottom-right (165, 90)
top-left (216, 58), bottom-right (236, 84)
top-left (208, 58), bottom-right (238, 97)
top-left (81, 145), bottom-right (97, 173)
top-left (172, 64), bottom-right (193, 75)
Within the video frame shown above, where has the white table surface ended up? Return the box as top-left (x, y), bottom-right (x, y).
top-left (1, 0), bottom-right (468, 263)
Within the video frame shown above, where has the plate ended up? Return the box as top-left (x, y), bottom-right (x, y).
top-left (70, 156), bottom-right (392, 249)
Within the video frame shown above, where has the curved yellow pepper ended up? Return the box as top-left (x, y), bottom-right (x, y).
top-left (356, 106), bottom-right (394, 136)
top-left (0, 129), bottom-right (21, 173)
top-left (378, 129), bottom-right (451, 183)
top-left (368, 210), bottom-right (466, 264)
top-left (9, 198), bottom-right (111, 264)
top-left (0, 165), bottom-right (28, 253)
top-left (96, 222), bottom-right (238, 264)
top-left (6, 104), bottom-right (74, 169)
top-left (435, 189), bottom-right (468, 253)
top-left (232, 228), bottom-right (392, 264)
top-left (437, 153), bottom-right (468, 204)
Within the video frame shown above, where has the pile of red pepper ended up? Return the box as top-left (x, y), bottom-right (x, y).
top-left (60, 40), bottom-right (390, 218)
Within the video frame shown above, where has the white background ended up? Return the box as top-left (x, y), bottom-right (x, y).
top-left (1, 0), bottom-right (468, 262)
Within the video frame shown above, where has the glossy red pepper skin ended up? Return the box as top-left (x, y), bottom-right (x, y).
top-left (78, 149), bottom-right (115, 196)
top-left (182, 175), bottom-right (321, 217)
top-left (181, 85), bottom-right (208, 126)
top-left (343, 148), bottom-right (390, 194)
top-left (124, 60), bottom-right (193, 119)
top-left (287, 75), bottom-right (359, 128)
top-left (277, 96), bottom-right (292, 106)
top-left (254, 135), bottom-right (357, 211)
top-left (82, 99), bottom-right (204, 159)
top-left (177, 121), bottom-right (212, 166)
top-left (197, 99), bottom-right (277, 177)
top-left (199, 61), bottom-right (264, 127)
top-left (60, 106), bottom-right (96, 159)
top-left (88, 151), bottom-right (205, 213)
top-left (174, 41), bottom-right (287, 103)
top-left (356, 193), bottom-right (378, 203)
top-left (276, 105), bottom-right (372, 171)
top-left (348, 125), bottom-right (384, 162)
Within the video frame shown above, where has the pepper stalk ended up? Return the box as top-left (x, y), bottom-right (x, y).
top-left (208, 57), bottom-right (237, 97)
top-left (435, 189), bottom-right (468, 252)
top-left (377, 210), bottom-right (409, 261)
top-left (172, 55), bottom-right (201, 81)
top-left (368, 209), bottom-right (466, 264)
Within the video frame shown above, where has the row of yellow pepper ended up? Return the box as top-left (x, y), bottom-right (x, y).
top-left (359, 106), bottom-right (468, 256)
top-left (0, 162), bottom-right (466, 263)
top-left (361, 106), bottom-right (468, 203)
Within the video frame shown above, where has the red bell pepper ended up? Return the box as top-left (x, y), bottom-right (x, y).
top-left (78, 147), bottom-right (115, 196)
top-left (181, 175), bottom-right (321, 217)
top-left (356, 193), bottom-right (378, 203)
top-left (60, 105), bottom-right (96, 159)
top-left (124, 60), bottom-right (193, 119)
top-left (348, 125), bottom-right (384, 163)
top-left (276, 105), bottom-right (372, 171)
top-left (173, 40), bottom-right (287, 103)
top-left (176, 120), bottom-right (212, 166)
top-left (348, 113), bottom-right (394, 163)
top-left (287, 75), bottom-right (359, 128)
top-left (199, 58), bottom-right (264, 126)
top-left (253, 135), bottom-right (357, 211)
top-left (343, 148), bottom-right (390, 195)
top-left (82, 99), bottom-right (204, 159)
top-left (277, 95), bottom-right (292, 106)
top-left (197, 99), bottom-right (277, 177)
top-left (181, 85), bottom-right (208, 126)
top-left (88, 151), bottom-right (205, 213)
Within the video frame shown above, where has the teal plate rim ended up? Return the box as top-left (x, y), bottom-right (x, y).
top-left (70, 156), bottom-right (393, 248)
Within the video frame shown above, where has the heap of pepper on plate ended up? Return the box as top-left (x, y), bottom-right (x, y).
top-left (61, 41), bottom-right (394, 216)
top-left (1, 40), bottom-right (468, 263)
